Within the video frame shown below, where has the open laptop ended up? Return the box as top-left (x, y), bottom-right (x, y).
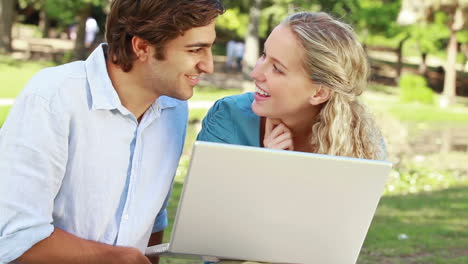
top-left (146, 141), bottom-right (392, 263)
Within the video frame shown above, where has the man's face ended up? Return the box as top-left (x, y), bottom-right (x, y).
top-left (144, 21), bottom-right (217, 100)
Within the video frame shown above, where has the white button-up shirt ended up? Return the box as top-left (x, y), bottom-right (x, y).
top-left (0, 44), bottom-right (188, 263)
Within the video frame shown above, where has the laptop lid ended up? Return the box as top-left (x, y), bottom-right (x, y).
top-left (166, 141), bottom-right (392, 263)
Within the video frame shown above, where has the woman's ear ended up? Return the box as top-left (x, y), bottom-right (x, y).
top-left (131, 36), bottom-right (151, 61)
top-left (309, 86), bottom-right (332, 105)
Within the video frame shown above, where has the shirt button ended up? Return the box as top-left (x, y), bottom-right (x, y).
top-left (123, 214), bottom-right (129, 221)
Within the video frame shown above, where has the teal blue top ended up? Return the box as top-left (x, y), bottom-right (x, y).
top-left (197, 93), bottom-right (261, 146)
top-left (197, 92), bottom-right (388, 160)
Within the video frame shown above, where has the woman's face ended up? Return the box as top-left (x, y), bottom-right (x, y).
top-left (251, 24), bottom-right (317, 120)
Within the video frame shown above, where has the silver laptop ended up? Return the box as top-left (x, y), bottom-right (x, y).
top-left (146, 141), bottom-right (392, 263)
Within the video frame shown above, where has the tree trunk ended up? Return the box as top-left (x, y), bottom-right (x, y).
top-left (440, 5), bottom-right (465, 108)
top-left (396, 35), bottom-right (409, 79)
top-left (39, 8), bottom-right (50, 38)
top-left (440, 29), bottom-right (458, 108)
top-left (242, 0), bottom-right (262, 93)
top-left (74, 4), bottom-right (92, 60)
top-left (418, 52), bottom-right (427, 76)
top-left (0, 0), bottom-right (15, 53)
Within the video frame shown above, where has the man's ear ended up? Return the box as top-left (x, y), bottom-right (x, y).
top-left (131, 36), bottom-right (151, 61)
top-left (309, 86), bottom-right (332, 105)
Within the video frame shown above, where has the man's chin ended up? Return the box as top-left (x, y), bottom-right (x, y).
top-left (172, 90), bottom-right (194, 101)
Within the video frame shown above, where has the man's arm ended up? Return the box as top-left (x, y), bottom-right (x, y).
top-left (14, 228), bottom-right (151, 264)
top-left (146, 231), bottom-right (164, 264)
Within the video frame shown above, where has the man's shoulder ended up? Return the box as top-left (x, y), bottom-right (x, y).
top-left (23, 61), bottom-right (87, 100)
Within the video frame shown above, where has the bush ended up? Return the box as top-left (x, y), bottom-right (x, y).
top-left (399, 74), bottom-right (435, 104)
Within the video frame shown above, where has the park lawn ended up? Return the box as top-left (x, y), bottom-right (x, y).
top-left (0, 106), bottom-right (11, 127)
top-left (358, 184), bottom-right (468, 264)
top-left (0, 56), bottom-right (54, 98)
top-left (191, 85), bottom-right (241, 102)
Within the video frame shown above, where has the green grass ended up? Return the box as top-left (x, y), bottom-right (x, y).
top-left (365, 84), bottom-right (468, 123)
top-left (0, 106), bottom-right (11, 126)
top-left (192, 85), bottom-right (241, 102)
top-left (0, 56), bottom-right (54, 98)
top-left (358, 184), bottom-right (468, 264)
top-left (389, 104), bottom-right (468, 123)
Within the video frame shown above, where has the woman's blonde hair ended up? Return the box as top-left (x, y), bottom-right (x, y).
top-left (282, 12), bottom-right (386, 160)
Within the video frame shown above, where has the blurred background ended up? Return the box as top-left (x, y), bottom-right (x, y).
top-left (1, 0), bottom-right (468, 263)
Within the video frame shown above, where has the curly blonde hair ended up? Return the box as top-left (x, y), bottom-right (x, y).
top-left (283, 12), bottom-right (386, 160)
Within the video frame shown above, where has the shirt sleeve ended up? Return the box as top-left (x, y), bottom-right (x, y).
top-left (152, 186), bottom-right (171, 233)
top-left (0, 92), bottom-right (68, 263)
top-left (196, 98), bottom-right (234, 144)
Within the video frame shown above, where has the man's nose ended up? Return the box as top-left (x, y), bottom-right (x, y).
top-left (198, 50), bottom-right (214, 74)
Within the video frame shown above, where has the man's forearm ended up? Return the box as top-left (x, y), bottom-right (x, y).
top-left (147, 231), bottom-right (164, 264)
top-left (14, 228), bottom-right (149, 264)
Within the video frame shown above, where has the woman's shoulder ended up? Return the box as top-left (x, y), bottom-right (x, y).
top-left (197, 92), bottom-right (259, 145)
top-left (212, 92), bottom-right (254, 113)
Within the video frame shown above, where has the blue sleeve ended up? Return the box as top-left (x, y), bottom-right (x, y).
top-left (196, 98), bottom-right (234, 143)
top-left (152, 186), bottom-right (171, 233)
top-left (0, 92), bottom-right (68, 262)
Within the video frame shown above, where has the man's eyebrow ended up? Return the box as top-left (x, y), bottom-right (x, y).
top-left (184, 42), bottom-right (214, 48)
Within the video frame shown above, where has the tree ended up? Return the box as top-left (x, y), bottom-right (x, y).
top-left (398, 0), bottom-right (468, 107)
top-left (0, 0), bottom-right (15, 53)
top-left (43, 0), bottom-right (107, 60)
top-left (242, 0), bottom-right (262, 92)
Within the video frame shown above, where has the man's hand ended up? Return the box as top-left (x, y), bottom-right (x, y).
top-left (14, 228), bottom-right (151, 264)
top-left (263, 118), bottom-right (294, 151)
top-left (116, 247), bottom-right (152, 264)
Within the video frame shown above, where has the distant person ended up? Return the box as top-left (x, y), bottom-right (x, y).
top-left (68, 24), bottom-right (77, 40)
top-left (200, 12), bottom-right (387, 264)
top-left (233, 40), bottom-right (245, 70)
top-left (85, 17), bottom-right (99, 48)
top-left (225, 39), bottom-right (236, 70)
top-left (0, 0), bottom-right (224, 264)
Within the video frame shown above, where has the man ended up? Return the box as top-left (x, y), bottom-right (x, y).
top-left (0, 0), bottom-right (224, 263)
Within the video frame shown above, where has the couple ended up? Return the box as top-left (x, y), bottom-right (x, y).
top-left (0, 0), bottom-right (385, 264)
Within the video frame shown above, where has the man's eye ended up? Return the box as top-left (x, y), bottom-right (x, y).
top-left (189, 48), bottom-right (202, 53)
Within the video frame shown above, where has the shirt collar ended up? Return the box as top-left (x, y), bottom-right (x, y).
top-left (85, 43), bottom-right (123, 111)
top-left (85, 43), bottom-right (180, 112)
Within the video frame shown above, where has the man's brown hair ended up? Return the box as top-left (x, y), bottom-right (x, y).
top-left (105, 0), bottom-right (225, 72)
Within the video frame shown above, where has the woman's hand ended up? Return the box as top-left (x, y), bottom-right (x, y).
top-left (263, 118), bottom-right (294, 151)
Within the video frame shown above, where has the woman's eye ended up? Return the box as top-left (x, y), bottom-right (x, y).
top-left (273, 64), bottom-right (283, 74)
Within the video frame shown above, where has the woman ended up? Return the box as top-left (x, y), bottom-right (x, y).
top-left (198, 11), bottom-right (386, 161)
top-left (199, 11), bottom-right (386, 264)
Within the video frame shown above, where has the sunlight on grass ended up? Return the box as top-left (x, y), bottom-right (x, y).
top-left (0, 56), bottom-right (54, 98)
top-left (192, 85), bottom-right (241, 102)
top-left (0, 106), bottom-right (11, 126)
top-left (359, 185), bottom-right (468, 263)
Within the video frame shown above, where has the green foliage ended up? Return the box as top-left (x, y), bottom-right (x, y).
top-left (457, 29), bottom-right (468, 43)
top-left (353, 0), bottom-right (403, 40)
top-left (216, 8), bottom-right (249, 38)
top-left (406, 12), bottom-right (450, 55)
top-left (399, 74), bottom-right (435, 104)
